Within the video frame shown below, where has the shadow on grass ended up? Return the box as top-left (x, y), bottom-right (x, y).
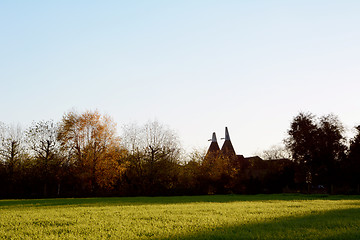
top-left (0, 194), bottom-right (359, 208)
top-left (162, 207), bottom-right (360, 240)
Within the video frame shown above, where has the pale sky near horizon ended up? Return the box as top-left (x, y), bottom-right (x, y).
top-left (1, 1), bottom-right (360, 156)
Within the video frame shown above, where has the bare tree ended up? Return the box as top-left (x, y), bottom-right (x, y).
top-left (144, 120), bottom-right (181, 165)
top-left (0, 123), bottom-right (25, 176)
top-left (26, 120), bottom-right (61, 196)
top-left (260, 144), bottom-right (291, 160)
top-left (122, 120), bottom-right (181, 162)
top-left (121, 120), bottom-right (182, 194)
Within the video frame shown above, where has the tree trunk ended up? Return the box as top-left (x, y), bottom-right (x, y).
top-left (330, 184), bottom-right (334, 195)
top-left (57, 183), bottom-right (61, 196)
top-left (43, 183), bottom-right (47, 197)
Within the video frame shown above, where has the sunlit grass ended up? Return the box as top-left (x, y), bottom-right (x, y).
top-left (0, 194), bottom-right (359, 239)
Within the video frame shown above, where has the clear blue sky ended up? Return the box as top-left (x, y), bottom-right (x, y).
top-left (1, 1), bottom-right (360, 156)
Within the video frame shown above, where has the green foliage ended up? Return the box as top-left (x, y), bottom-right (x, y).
top-left (0, 194), bottom-right (359, 239)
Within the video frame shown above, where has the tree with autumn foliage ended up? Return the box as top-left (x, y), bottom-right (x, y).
top-left (57, 110), bottom-right (127, 193)
top-left (177, 149), bottom-right (206, 195)
top-left (201, 151), bottom-right (237, 194)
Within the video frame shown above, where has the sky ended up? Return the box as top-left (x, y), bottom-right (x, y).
top-left (1, 1), bottom-right (360, 156)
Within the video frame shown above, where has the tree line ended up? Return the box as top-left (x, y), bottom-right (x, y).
top-left (0, 110), bottom-right (359, 198)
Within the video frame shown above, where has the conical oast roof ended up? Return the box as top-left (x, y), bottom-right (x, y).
top-left (207, 132), bottom-right (220, 154)
top-left (221, 127), bottom-right (236, 156)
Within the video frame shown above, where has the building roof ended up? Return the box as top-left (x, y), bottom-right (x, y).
top-left (220, 127), bottom-right (236, 156)
top-left (221, 140), bottom-right (236, 156)
top-left (207, 132), bottom-right (220, 154)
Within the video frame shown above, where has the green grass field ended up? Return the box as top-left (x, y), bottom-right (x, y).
top-left (0, 194), bottom-right (359, 239)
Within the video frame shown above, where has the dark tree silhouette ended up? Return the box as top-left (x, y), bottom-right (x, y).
top-left (285, 112), bottom-right (318, 191)
top-left (316, 114), bottom-right (346, 192)
top-left (347, 125), bottom-right (360, 193)
top-left (285, 112), bottom-right (347, 193)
